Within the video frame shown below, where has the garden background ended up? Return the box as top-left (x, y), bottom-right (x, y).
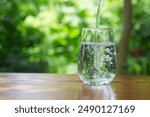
top-left (0, 0), bottom-right (149, 75)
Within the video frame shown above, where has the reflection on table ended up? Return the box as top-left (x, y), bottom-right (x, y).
top-left (79, 85), bottom-right (116, 100)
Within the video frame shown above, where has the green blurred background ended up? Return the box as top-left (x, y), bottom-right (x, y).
top-left (0, 0), bottom-right (149, 75)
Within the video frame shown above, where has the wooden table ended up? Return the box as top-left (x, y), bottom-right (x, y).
top-left (0, 73), bottom-right (149, 100)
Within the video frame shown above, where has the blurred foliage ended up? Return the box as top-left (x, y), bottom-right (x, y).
top-left (0, 0), bottom-right (149, 75)
top-left (0, 0), bottom-right (48, 72)
top-left (126, 0), bottom-right (150, 75)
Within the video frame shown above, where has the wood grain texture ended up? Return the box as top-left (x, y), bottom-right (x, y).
top-left (0, 73), bottom-right (150, 100)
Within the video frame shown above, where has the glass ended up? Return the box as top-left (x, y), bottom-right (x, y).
top-left (78, 27), bottom-right (116, 85)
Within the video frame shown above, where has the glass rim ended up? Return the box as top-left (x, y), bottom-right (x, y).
top-left (82, 27), bottom-right (113, 30)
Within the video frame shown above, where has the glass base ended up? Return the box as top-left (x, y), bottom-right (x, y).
top-left (81, 79), bottom-right (113, 86)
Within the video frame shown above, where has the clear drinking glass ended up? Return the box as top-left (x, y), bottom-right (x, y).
top-left (78, 27), bottom-right (116, 85)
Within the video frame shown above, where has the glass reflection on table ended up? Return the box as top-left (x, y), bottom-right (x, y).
top-left (79, 85), bottom-right (116, 100)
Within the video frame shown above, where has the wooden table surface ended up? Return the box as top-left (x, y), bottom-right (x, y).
top-left (0, 73), bottom-right (150, 100)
